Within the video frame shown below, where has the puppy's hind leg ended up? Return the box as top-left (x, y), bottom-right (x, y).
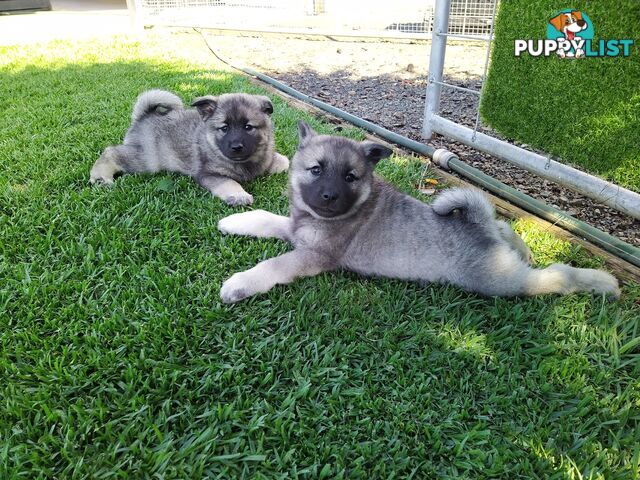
top-left (218, 210), bottom-right (291, 241)
top-left (496, 220), bottom-right (533, 264)
top-left (90, 145), bottom-right (138, 185)
top-left (523, 263), bottom-right (620, 299)
top-left (465, 246), bottom-right (619, 299)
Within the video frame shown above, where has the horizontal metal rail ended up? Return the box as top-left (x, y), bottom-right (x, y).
top-left (437, 32), bottom-right (490, 41)
top-left (431, 114), bottom-right (640, 219)
top-left (431, 80), bottom-right (480, 95)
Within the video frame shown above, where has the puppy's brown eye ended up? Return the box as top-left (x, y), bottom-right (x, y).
top-left (310, 166), bottom-right (321, 176)
top-left (218, 125), bottom-right (229, 133)
top-left (244, 124), bottom-right (254, 131)
top-left (345, 173), bottom-right (357, 183)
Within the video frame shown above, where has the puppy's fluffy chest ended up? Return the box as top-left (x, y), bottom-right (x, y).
top-left (290, 210), bottom-right (357, 256)
top-left (291, 216), bottom-right (340, 248)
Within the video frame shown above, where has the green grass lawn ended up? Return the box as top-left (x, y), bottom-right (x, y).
top-left (1, 35), bottom-right (639, 479)
top-left (481, 0), bottom-right (640, 192)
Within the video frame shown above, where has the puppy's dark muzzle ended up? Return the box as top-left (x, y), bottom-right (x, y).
top-left (311, 205), bottom-right (343, 218)
top-left (226, 146), bottom-right (251, 162)
top-left (310, 193), bottom-right (350, 218)
top-left (227, 154), bottom-right (251, 162)
top-left (224, 141), bottom-right (252, 161)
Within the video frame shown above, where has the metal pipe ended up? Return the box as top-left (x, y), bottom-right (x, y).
top-left (433, 150), bottom-right (640, 267)
top-left (422, 0), bottom-right (451, 139)
top-left (472, 0), bottom-right (499, 137)
top-left (430, 115), bottom-right (640, 220)
top-left (127, 0), bottom-right (144, 30)
top-left (432, 81), bottom-right (480, 95)
top-left (437, 33), bottom-right (491, 41)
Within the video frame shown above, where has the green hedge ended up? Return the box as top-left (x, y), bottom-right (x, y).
top-left (480, 0), bottom-right (640, 192)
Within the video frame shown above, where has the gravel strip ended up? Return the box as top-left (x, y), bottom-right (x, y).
top-left (207, 32), bottom-right (639, 246)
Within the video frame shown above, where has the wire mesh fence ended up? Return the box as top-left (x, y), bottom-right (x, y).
top-left (134, 0), bottom-right (497, 39)
top-left (448, 0), bottom-right (496, 36)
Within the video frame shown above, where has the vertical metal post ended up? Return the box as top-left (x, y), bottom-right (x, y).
top-left (422, 0), bottom-right (451, 139)
top-left (462, 0), bottom-right (467, 35)
top-left (126, 0), bottom-right (144, 31)
top-left (471, 0), bottom-right (499, 141)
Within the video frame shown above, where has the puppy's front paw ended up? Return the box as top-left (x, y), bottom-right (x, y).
top-left (89, 168), bottom-right (115, 186)
top-left (220, 272), bottom-right (254, 304)
top-left (270, 153), bottom-right (290, 174)
top-left (218, 212), bottom-right (253, 235)
top-left (223, 191), bottom-right (254, 206)
top-left (89, 175), bottom-right (114, 186)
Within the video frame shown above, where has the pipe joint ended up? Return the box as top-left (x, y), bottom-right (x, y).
top-left (432, 149), bottom-right (457, 170)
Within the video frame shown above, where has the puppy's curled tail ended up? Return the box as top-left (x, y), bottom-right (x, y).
top-left (432, 187), bottom-right (495, 224)
top-left (131, 90), bottom-right (183, 122)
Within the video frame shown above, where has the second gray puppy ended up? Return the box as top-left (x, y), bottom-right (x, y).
top-left (217, 121), bottom-right (619, 303)
top-left (90, 89), bottom-right (289, 205)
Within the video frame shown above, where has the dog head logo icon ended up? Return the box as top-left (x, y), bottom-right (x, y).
top-left (547, 9), bottom-right (593, 58)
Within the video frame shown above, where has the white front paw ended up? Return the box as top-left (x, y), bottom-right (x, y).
top-left (223, 191), bottom-right (253, 206)
top-left (220, 272), bottom-right (255, 303)
top-left (218, 212), bottom-right (253, 235)
top-left (270, 153), bottom-right (290, 174)
top-left (90, 174), bottom-right (114, 185)
top-left (89, 165), bottom-right (115, 185)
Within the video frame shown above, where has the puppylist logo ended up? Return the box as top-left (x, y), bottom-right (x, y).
top-left (515, 9), bottom-right (634, 58)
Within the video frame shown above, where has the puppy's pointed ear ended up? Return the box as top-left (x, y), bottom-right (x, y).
top-left (361, 142), bottom-right (393, 165)
top-left (191, 96), bottom-right (218, 120)
top-left (258, 96), bottom-right (274, 115)
top-left (297, 120), bottom-right (317, 147)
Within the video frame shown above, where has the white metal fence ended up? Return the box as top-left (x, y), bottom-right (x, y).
top-left (132, 0), bottom-right (496, 39)
top-left (422, 0), bottom-right (640, 219)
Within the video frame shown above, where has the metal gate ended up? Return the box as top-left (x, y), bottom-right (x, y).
top-left (421, 0), bottom-right (640, 219)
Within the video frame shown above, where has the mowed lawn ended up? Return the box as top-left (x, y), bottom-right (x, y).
top-left (1, 35), bottom-right (639, 479)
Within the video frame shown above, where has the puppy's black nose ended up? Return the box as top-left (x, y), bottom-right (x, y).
top-left (231, 143), bottom-right (244, 152)
top-left (321, 191), bottom-right (338, 202)
top-left (577, 19), bottom-right (586, 27)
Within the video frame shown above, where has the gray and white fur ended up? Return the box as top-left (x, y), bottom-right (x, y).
top-left (90, 89), bottom-right (289, 205)
top-left (217, 121), bottom-right (620, 303)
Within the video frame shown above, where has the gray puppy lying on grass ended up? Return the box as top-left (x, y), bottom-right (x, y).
top-left (217, 121), bottom-right (620, 303)
top-left (90, 89), bottom-right (289, 205)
